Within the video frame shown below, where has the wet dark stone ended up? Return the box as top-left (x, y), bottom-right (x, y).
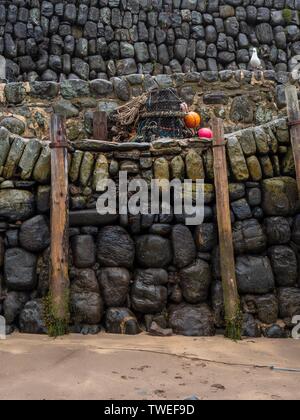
top-left (97, 226), bottom-right (135, 269)
top-left (5, 230), bottom-right (19, 248)
top-left (265, 324), bottom-right (287, 338)
top-left (242, 314), bottom-right (261, 338)
top-left (149, 224), bottom-right (172, 236)
top-left (71, 235), bottom-right (96, 268)
top-left (180, 260), bottom-right (211, 304)
top-left (292, 215), bottom-right (300, 245)
top-left (105, 308), bottom-right (141, 335)
top-left (19, 215), bottom-right (50, 253)
top-left (172, 225), bottom-right (196, 269)
top-left (19, 299), bottom-right (47, 334)
top-left (3, 291), bottom-right (30, 325)
top-left (99, 267), bottom-right (130, 307)
top-left (278, 287), bottom-right (300, 318)
top-left (211, 280), bottom-right (224, 328)
top-left (247, 187), bottom-right (261, 206)
top-left (135, 235), bottom-right (172, 268)
top-left (70, 269), bottom-right (103, 325)
top-left (233, 219), bottom-right (266, 254)
top-left (264, 217), bottom-right (291, 245)
top-left (242, 294), bottom-right (278, 325)
top-left (4, 248), bottom-right (37, 291)
top-left (262, 177), bottom-right (298, 217)
top-left (168, 303), bottom-right (215, 337)
top-left (131, 269), bottom-right (168, 314)
top-left (0, 190), bottom-right (35, 222)
top-left (268, 246), bottom-right (297, 287)
top-left (194, 223), bottom-right (218, 252)
top-left (70, 211), bottom-right (118, 227)
top-left (231, 199), bottom-right (252, 220)
top-left (236, 256), bottom-right (275, 294)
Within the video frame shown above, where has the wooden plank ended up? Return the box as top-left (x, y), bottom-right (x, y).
top-left (212, 117), bottom-right (241, 340)
top-left (93, 111), bottom-right (108, 141)
top-left (285, 85), bottom-right (300, 198)
top-left (49, 114), bottom-right (69, 336)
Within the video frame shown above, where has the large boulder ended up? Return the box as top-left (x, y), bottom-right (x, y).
top-left (236, 256), bottom-right (275, 294)
top-left (71, 235), bottom-right (96, 268)
top-left (105, 308), bottom-right (141, 335)
top-left (99, 267), bottom-right (130, 307)
top-left (135, 235), bottom-right (172, 268)
top-left (233, 219), bottom-right (266, 254)
top-left (19, 215), bottom-right (50, 253)
top-left (19, 299), bottom-right (47, 334)
top-left (241, 294), bottom-right (278, 325)
top-left (168, 303), bottom-right (215, 336)
top-left (264, 217), bottom-right (291, 245)
top-left (278, 287), bottom-right (300, 318)
top-left (0, 190), bottom-right (35, 222)
top-left (172, 225), bottom-right (196, 268)
top-left (4, 248), bottom-right (37, 291)
top-left (97, 226), bottom-right (135, 268)
top-left (268, 246), bottom-right (298, 287)
top-left (180, 260), bottom-right (211, 304)
top-left (70, 269), bottom-right (103, 325)
top-left (3, 291), bottom-right (30, 325)
top-left (131, 269), bottom-right (168, 314)
top-left (262, 177), bottom-right (298, 216)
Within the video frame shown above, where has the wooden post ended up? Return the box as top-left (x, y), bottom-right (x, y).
top-left (93, 111), bottom-right (108, 141)
top-left (285, 85), bottom-right (300, 198)
top-left (212, 117), bottom-right (241, 340)
top-left (48, 114), bottom-right (69, 336)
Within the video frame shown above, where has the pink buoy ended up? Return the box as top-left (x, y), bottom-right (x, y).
top-left (198, 128), bottom-right (213, 139)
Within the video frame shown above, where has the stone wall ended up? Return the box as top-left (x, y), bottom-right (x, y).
top-left (0, 74), bottom-right (296, 143)
top-left (1, 0), bottom-right (300, 82)
top-left (0, 117), bottom-right (300, 338)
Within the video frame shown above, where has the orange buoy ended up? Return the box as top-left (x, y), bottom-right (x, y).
top-left (184, 111), bottom-right (201, 129)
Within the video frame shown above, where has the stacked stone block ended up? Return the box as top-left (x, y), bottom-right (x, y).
top-left (0, 0), bottom-right (300, 82)
top-left (0, 115), bottom-right (299, 337)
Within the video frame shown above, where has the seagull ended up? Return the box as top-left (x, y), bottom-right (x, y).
top-left (250, 48), bottom-right (262, 70)
top-left (250, 48), bottom-right (264, 85)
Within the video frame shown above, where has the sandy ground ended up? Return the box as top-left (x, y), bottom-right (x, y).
top-left (0, 333), bottom-right (299, 400)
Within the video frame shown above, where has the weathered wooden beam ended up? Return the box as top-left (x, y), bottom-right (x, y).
top-left (285, 85), bottom-right (300, 199)
top-left (73, 139), bottom-right (150, 152)
top-left (48, 114), bottom-right (69, 336)
top-left (93, 111), bottom-right (108, 141)
top-left (212, 117), bottom-right (241, 340)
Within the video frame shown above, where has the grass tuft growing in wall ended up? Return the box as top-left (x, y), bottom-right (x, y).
top-left (43, 291), bottom-right (70, 338)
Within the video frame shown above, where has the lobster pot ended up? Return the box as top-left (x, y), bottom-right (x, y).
top-left (137, 88), bottom-right (187, 142)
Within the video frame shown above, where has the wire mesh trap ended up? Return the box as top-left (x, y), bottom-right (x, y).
top-left (136, 88), bottom-right (190, 142)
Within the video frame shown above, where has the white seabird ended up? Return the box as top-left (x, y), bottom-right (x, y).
top-left (250, 48), bottom-right (262, 70)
